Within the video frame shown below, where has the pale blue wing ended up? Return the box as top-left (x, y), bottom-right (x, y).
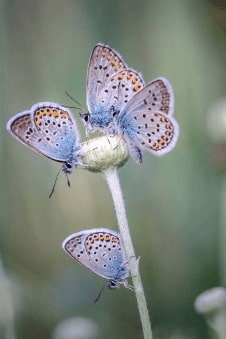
top-left (31, 102), bottom-right (80, 161)
top-left (7, 102), bottom-right (80, 164)
top-left (87, 69), bottom-right (144, 131)
top-left (119, 77), bottom-right (174, 118)
top-left (122, 111), bottom-right (179, 157)
top-left (116, 78), bottom-right (179, 159)
top-left (62, 229), bottom-right (129, 282)
top-left (86, 43), bottom-right (127, 114)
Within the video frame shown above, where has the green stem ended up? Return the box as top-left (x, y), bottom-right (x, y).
top-left (103, 167), bottom-right (153, 339)
top-left (220, 176), bottom-right (226, 287)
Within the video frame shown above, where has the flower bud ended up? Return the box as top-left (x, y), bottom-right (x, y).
top-left (81, 135), bottom-right (129, 172)
top-left (194, 287), bottom-right (226, 314)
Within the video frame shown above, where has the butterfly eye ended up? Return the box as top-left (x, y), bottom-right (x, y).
top-left (107, 279), bottom-right (119, 289)
top-left (81, 113), bottom-right (90, 123)
top-left (62, 162), bottom-right (73, 175)
top-left (110, 106), bottom-right (118, 118)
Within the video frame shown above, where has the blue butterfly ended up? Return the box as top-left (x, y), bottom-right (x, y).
top-left (81, 43), bottom-right (179, 162)
top-left (7, 102), bottom-right (81, 195)
top-left (62, 228), bottom-right (130, 290)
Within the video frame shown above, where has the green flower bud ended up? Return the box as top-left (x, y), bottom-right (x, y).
top-left (81, 135), bottom-right (129, 172)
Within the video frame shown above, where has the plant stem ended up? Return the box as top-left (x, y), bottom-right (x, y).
top-left (103, 167), bottom-right (153, 339)
top-left (213, 312), bottom-right (226, 339)
top-left (220, 176), bottom-right (226, 287)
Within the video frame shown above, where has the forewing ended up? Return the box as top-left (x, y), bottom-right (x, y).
top-left (62, 229), bottom-right (127, 280)
top-left (32, 103), bottom-right (79, 160)
top-left (96, 69), bottom-right (144, 115)
top-left (119, 77), bottom-right (174, 118)
top-left (83, 230), bottom-right (126, 279)
top-left (86, 43), bottom-right (127, 113)
top-left (7, 111), bottom-right (66, 162)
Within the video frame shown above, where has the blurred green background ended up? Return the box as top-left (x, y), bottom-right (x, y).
top-left (1, 0), bottom-right (226, 338)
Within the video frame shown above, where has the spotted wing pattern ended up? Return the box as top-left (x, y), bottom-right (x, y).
top-left (62, 228), bottom-right (129, 286)
top-left (117, 77), bottom-right (179, 159)
top-left (85, 44), bottom-right (144, 131)
top-left (87, 43), bottom-right (127, 113)
top-left (7, 102), bottom-right (80, 166)
top-left (32, 104), bottom-right (79, 160)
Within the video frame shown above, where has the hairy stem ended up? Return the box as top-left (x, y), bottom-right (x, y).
top-left (103, 167), bottom-right (153, 339)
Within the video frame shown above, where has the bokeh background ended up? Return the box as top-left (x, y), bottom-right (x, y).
top-left (1, 0), bottom-right (226, 338)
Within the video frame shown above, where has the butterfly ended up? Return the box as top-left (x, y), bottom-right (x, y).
top-left (81, 43), bottom-right (179, 162)
top-left (7, 102), bottom-right (81, 195)
top-left (62, 228), bottom-right (130, 290)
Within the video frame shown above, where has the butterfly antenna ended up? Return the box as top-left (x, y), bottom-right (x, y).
top-left (65, 91), bottom-right (86, 113)
top-left (49, 169), bottom-right (61, 198)
top-left (66, 173), bottom-right (71, 188)
top-left (92, 286), bottom-right (105, 303)
top-left (57, 91), bottom-right (82, 111)
top-left (65, 90), bottom-right (81, 106)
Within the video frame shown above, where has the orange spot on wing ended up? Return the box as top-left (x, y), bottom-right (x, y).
top-left (134, 85), bottom-right (141, 92)
top-left (112, 237), bottom-right (119, 243)
top-left (105, 234), bottom-right (111, 241)
top-left (117, 73), bottom-right (125, 80)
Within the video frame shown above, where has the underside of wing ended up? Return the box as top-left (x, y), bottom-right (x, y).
top-left (87, 43), bottom-right (127, 113)
top-left (7, 111), bottom-right (70, 162)
top-left (120, 77), bottom-right (174, 118)
top-left (97, 68), bottom-right (144, 114)
top-left (62, 229), bottom-right (126, 280)
top-left (133, 111), bottom-right (179, 155)
top-left (32, 103), bottom-right (79, 159)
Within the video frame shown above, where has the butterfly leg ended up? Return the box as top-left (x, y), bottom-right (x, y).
top-left (127, 142), bottom-right (143, 163)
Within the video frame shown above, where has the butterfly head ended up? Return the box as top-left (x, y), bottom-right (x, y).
top-left (107, 279), bottom-right (120, 290)
top-left (80, 106), bottom-right (114, 134)
top-left (62, 162), bottom-right (76, 174)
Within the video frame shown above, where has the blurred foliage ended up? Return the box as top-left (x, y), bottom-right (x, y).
top-left (1, 0), bottom-right (226, 338)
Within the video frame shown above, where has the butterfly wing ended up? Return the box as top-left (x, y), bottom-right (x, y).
top-left (119, 77), bottom-right (174, 117)
top-left (97, 69), bottom-right (144, 115)
top-left (131, 111), bottom-right (179, 155)
top-left (117, 77), bottom-right (179, 158)
top-left (7, 103), bottom-right (80, 163)
top-left (7, 111), bottom-right (64, 162)
top-left (86, 43), bottom-right (127, 114)
top-left (62, 228), bottom-right (129, 281)
top-left (32, 102), bottom-right (80, 161)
